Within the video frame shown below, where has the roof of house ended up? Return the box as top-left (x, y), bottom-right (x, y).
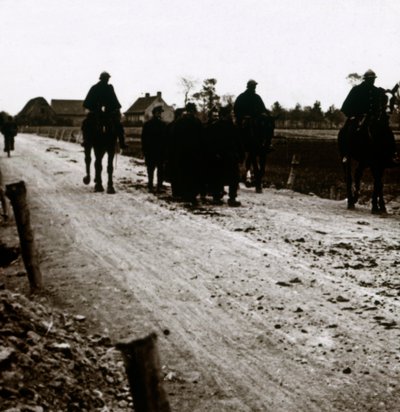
top-left (51, 99), bottom-right (85, 116)
top-left (17, 97), bottom-right (56, 116)
top-left (125, 95), bottom-right (159, 114)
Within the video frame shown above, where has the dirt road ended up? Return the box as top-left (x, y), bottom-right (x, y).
top-left (2, 134), bottom-right (400, 411)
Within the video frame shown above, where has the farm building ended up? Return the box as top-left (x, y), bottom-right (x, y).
top-left (15, 97), bottom-right (58, 126)
top-left (51, 99), bottom-right (86, 126)
top-left (124, 92), bottom-right (174, 125)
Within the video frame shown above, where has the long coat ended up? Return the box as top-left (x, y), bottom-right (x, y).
top-left (341, 82), bottom-right (384, 117)
top-left (233, 90), bottom-right (268, 124)
top-left (83, 82), bottom-right (121, 113)
top-left (205, 118), bottom-right (244, 185)
top-left (172, 113), bottom-right (204, 200)
top-left (141, 117), bottom-right (167, 163)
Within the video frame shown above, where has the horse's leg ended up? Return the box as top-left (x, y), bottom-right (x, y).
top-left (244, 153), bottom-right (252, 186)
top-left (353, 162), bottom-right (364, 204)
top-left (343, 160), bottom-right (355, 209)
top-left (94, 145), bottom-right (105, 192)
top-left (106, 145), bottom-right (116, 194)
top-left (83, 144), bottom-right (92, 185)
top-left (258, 150), bottom-right (267, 190)
top-left (252, 153), bottom-right (262, 193)
top-left (371, 166), bottom-right (385, 214)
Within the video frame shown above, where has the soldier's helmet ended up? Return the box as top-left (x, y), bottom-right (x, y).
top-left (247, 79), bottom-right (258, 87)
top-left (363, 69), bottom-right (377, 79)
top-left (99, 71), bottom-right (111, 80)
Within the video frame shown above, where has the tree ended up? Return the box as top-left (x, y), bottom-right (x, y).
top-left (221, 94), bottom-right (235, 107)
top-left (325, 105), bottom-right (345, 128)
top-left (346, 73), bottom-right (362, 87)
top-left (179, 77), bottom-right (198, 106)
top-left (192, 78), bottom-right (221, 118)
top-left (270, 101), bottom-right (285, 117)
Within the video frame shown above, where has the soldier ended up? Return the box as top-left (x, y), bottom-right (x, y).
top-left (172, 102), bottom-right (204, 205)
top-left (165, 108), bottom-right (185, 199)
top-left (82, 71), bottom-right (126, 149)
top-left (141, 106), bottom-right (168, 192)
top-left (339, 69), bottom-right (398, 165)
top-left (206, 106), bottom-right (244, 206)
top-left (234, 79), bottom-right (273, 193)
top-left (83, 71), bottom-right (122, 114)
top-left (234, 79), bottom-right (269, 125)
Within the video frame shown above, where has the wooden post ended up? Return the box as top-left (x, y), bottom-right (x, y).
top-left (0, 169), bottom-right (8, 221)
top-left (287, 154), bottom-right (300, 190)
top-left (5, 181), bottom-right (43, 292)
top-left (116, 333), bottom-right (171, 412)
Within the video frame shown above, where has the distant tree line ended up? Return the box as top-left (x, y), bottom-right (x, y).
top-left (182, 77), bottom-right (345, 128)
top-left (183, 76), bottom-right (400, 129)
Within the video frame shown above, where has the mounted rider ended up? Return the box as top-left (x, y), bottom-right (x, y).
top-left (339, 69), bottom-right (398, 165)
top-left (233, 79), bottom-right (273, 152)
top-left (82, 71), bottom-right (126, 149)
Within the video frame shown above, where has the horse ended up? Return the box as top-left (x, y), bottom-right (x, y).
top-left (338, 95), bottom-right (397, 214)
top-left (241, 114), bottom-right (276, 193)
top-left (81, 111), bottom-right (120, 194)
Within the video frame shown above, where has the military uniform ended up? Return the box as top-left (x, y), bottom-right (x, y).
top-left (339, 70), bottom-right (397, 164)
top-left (141, 107), bottom-right (168, 192)
top-left (172, 104), bottom-right (204, 204)
top-left (206, 107), bottom-right (244, 206)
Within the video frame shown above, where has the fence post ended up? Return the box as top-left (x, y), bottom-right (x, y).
top-left (116, 333), bottom-right (171, 412)
top-left (0, 169), bottom-right (8, 221)
top-left (5, 181), bottom-right (43, 293)
top-left (287, 154), bottom-right (300, 190)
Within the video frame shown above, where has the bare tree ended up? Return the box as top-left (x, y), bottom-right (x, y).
top-left (179, 77), bottom-right (198, 106)
top-left (346, 73), bottom-right (362, 87)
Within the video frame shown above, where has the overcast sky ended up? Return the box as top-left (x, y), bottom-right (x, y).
top-left (1, 0), bottom-right (399, 115)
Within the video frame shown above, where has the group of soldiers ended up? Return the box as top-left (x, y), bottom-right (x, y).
top-left (79, 70), bottom-right (399, 204)
top-left (82, 73), bottom-right (273, 205)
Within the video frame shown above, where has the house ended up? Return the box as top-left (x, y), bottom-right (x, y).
top-left (51, 99), bottom-right (86, 126)
top-left (124, 92), bottom-right (174, 125)
top-left (15, 97), bottom-right (58, 126)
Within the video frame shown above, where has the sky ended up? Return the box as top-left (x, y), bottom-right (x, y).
top-left (1, 0), bottom-right (399, 115)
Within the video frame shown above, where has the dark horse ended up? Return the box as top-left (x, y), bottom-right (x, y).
top-left (81, 111), bottom-right (120, 194)
top-left (338, 100), bottom-right (397, 214)
top-left (242, 114), bottom-right (276, 193)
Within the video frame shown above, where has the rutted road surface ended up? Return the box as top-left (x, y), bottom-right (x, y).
top-left (2, 134), bottom-right (400, 411)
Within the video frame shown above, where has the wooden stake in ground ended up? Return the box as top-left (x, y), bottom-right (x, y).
top-left (116, 333), bottom-right (171, 412)
top-left (287, 154), bottom-right (301, 190)
top-left (0, 168), bottom-right (9, 220)
top-left (5, 180), bottom-right (43, 292)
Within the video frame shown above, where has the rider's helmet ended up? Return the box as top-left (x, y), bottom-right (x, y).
top-left (363, 69), bottom-right (377, 79)
top-left (247, 79), bottom-right (258, 87)
top-left (99, 71), bottom-right (111, 80)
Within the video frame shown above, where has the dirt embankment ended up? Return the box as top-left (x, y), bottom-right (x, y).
top-left (1, 133), bottom-right (400, 411)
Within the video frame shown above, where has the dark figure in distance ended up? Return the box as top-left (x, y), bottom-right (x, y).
top-left (141, 105), bottom-right (168, 192)
top-left (1, 116), bottom-right (18, 156)
top-left (339, 69), bottom-right (398, 165)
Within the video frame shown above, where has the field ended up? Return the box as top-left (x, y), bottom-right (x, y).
top-left (266, 129), bottom-right (400, 202)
